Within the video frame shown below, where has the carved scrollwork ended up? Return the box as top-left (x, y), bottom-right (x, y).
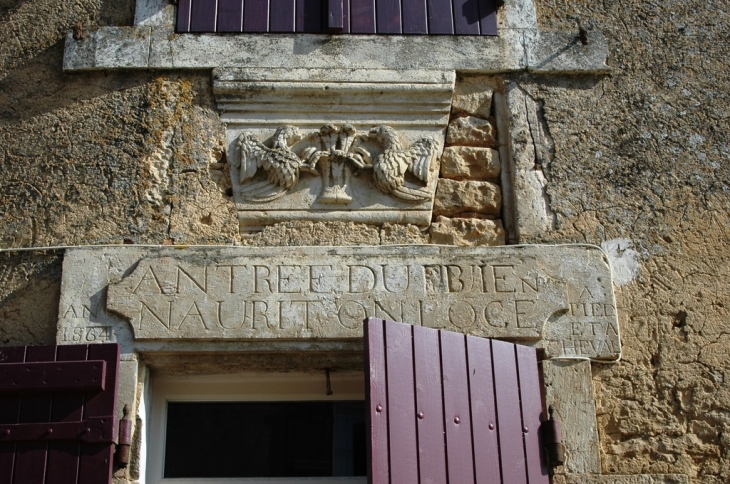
top-left (235, 124), bottom-right (438, 204)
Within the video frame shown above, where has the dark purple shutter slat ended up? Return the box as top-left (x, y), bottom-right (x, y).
top-left (0, 347), bottom-right (25, 483)
top-left (413, 326), bottom-right (447, 484)
top-left (427, 0), bottom-right (454, 34)
top-left (328, 0), bottom-right (344, 31)
top-left (270, 0), bottom-right (295, 32)
top-left (0, 360), bottom-right (106, 392)
top-left (350, 0), bottom-right (376, 32)
top-left (342, 0), bottom-right (350, 33)
top-left (244, 0), bottom-right (270, 31)
top-left (492, 340), bottom-right (528, 484)
top-left (45, 345), bottom-right (87, 484)
top-left (217, 0), bottom-right (244, 31)
top-left (296, 0), bottom-right (323, 32)
top-left (385, 321), bottom-right (418, 483)
top-left (467, 336), bottom-right (502, 482)
top-left (365, 318), bottom-right (389, 484)
top-left (440, 331), bottom-right (475, 484)
top-left (452, 0), bottom-right (480, 34)
top-left (477, 0), bottom-right (497, 35)
top-left (375, 0), bottom-right (402, 33)
top-left (14, 346), bottom-right (57, 484)
top-left (176, 0), bottom-right (193, 32)
top-left (401, 0), bottom-right (427, 33)
top-left (517, 345), bottom-right (550, 484)
top-left (190, 0), bottom-right (219, 31)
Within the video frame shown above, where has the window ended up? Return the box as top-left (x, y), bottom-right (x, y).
top-left (147, 371), bottom-right (367, 484)
top-left (176, 0), bottom-right (498, 35)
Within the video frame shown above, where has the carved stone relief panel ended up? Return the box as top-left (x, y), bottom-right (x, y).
top-left (213, 68), bottom-right (454, 232)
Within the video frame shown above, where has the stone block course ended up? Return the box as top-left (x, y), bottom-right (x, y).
top-left (446, 116), bottom-right (499, 147)
top-left (433, 179), bottom-right (501, 217)
top-left (429, 216), bottom-right (505, 246)
top-left (451, 76), bottom-right (496, 118)
top-left (440, 146), bottom-right (501, 180)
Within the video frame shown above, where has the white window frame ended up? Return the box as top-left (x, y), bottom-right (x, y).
top-left (147, 371), bottom-right (368, 484)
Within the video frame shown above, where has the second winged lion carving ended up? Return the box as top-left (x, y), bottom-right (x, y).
top-left (235, 124), bottom-right (438, 204)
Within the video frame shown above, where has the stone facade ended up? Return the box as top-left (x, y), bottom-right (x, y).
top-left (1, 1), bottom-right (729, 484)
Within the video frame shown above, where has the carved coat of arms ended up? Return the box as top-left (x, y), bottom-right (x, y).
top-left (235, 124), bottom-right (438, 205)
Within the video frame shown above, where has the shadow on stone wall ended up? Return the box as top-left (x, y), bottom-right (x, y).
top-left (0, 252), bottom-right (62, 346)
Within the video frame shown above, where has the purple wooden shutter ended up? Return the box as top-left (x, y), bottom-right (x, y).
top-left (176, 0), bottom-right (496, 34)
top-left (0, 344), bottom-right (120, 484)
top-left (364, 318), bottom-right (549, 484)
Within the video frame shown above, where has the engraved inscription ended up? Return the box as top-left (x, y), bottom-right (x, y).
top-left (99, 246), bottom-right (622, 359)
top-left (108, 259), bottom-right (564, 339)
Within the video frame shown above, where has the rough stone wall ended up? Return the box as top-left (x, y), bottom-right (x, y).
top-left (0, 1), bottom-right (728, 483)
top-left (525, 1), bottom-right (729, 482)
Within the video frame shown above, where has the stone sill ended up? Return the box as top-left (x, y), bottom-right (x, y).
top-left (63, 26), bottom-right (611, 75)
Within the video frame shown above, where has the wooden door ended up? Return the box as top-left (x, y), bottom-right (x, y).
top-left (0, 344), bottom-right (120, 484)
top-left (365, 317), bottom-right (549, 484)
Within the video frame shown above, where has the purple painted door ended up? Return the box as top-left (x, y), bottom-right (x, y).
top-left (0, 344), bottom-right (120, 484)
top-left (177, 0), bottom-right (497, 34)
top-left (364, 318), bottom-right (549, 484)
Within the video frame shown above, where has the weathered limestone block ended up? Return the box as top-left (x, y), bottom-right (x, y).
top-left (440, 146), bottom-right (501, 180)
top-left (446, 116), bottom-right (499, 147)
top-left (433, 179), bottom-right (501, 217)
top-left (429, 216), bottom-right (505, 246)
top-left (507, 83), bottom-right (556, 238)
top-left (542, 360), bottom-right (601, 474)
top-left (451, 76), bottom-right (496, 118)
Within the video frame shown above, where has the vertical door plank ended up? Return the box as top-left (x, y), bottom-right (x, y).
top-left (452, 0), bottom-right (479, 34)
top-left (385, 321), bottom-right (418, 484)
top-left (0, 346), bottom-right (25, 484)
top-left (217, 0), bottom-right (244, 31)
top-left (516, 345), bottom-right (549, 484)
top-left (190, 0), bottom-right (219, 32)
top-left (365, 318), bottom-right (389, 484)
top-left (13, 346), bottom-right (57, 484)
top-left (402, 0), bottom-right (427, 33)
top-left (244, 0), bottom-right (270, 31)
top-left (270, 0), bottom-right (295, 31)
top-left (413, 325), bottom-right (447, 484)
top-left (477, 0), bottom-right (497, 35)
top-left (467, 336), bottom-right (501, 483)
top-left (78, 344), bottom-right (119, 484)
top-left (45, 345), bottom-right (88, 484)
top-left (440, 331), bottom-right (475, 484)
top-left (176, 0), bottom-right (193, 32)
top-left (492, 340), bottom-right (527, 484)
top-left (295, 0), bottom-right (323, 32)
top-left (350, 0), bottom-right (375, 32)
top-left (376, 0), bottom-right (402, 33)
top-left (426, 0), bottom-right (453, 34)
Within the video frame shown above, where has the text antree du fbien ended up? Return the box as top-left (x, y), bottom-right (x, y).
top-left (98, 246), bottom-right (620, 359)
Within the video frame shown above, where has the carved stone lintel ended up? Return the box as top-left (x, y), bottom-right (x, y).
top-left (55, 245), bottom-right (621, 361)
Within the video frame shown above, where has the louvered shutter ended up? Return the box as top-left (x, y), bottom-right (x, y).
top-left (0, 344), bottom-right (120, 484)
top-left (365, 317), bottom-right (549, 484)
top-left (176, 0), bottom-right (497, 34)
